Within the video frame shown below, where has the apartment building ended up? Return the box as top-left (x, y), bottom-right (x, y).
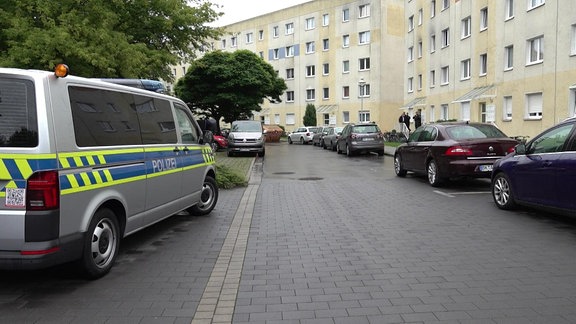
top-left (403, 0), bottom-right (576, 138)
top-left (173, 0), bottom-right (406, 132)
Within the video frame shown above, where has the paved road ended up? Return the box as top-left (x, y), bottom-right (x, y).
top-left (2, 142), bottom-right (576, 324)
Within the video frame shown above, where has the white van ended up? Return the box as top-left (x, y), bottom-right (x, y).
top-left (0, 65), bottom-right (218, 278)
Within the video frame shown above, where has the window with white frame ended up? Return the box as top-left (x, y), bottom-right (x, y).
top-left (343, 111), bottom-right (350, 123)
top-left (461, 16), bottom-right (471, 39)
top-left (408, 16), bottom-right (414, 32)
top-left (258, 30), bottom-right (264, 40)
top-left (246, 33), bottom-right (253, 44)
top-left (342, 86), bottom-right (350, 98)
top-left (418, 9), bottom-right (423, 25)
top-left (461, 59), bottom-right (471, 80)
top-left (480, 102), bottom-right (494, 123)
top-left (359, 111), bottom-right (370, 122)
top-left (418, 41), bottom-right (423, 58)
top-left (442, 0), bottom-right (449, 10)
top-left (528, 0), bottom-right (545, 10)
top-left (505, 0), bottom-right (514, 19)
top-left (306, 41), bottom-right (315, 54)
top-left (323, 63), bottom-right (329, 75)
top-left (571, 24), bottom-right (576, 55)
top-left (527, 36), bottom-right (544, 64)
top-left (285, 23), bottom-right (294, 35)
top-left (305, 17), bottom-right (315, 30)
top-left (305, 65), bottom-right (316, 77)
top-left (259, 51), bottom-right (264, 58)
top-left (221, 39), bottom-right (226, 48)
top-left (505, 45), bottom-right (514, 70)
top-left (431, 0), bottom-right (436, 17)
top-left (323, 39), bottom-right (329, 50)
top-left (479, 53), bottom-right (487, 76)
top-left (231, 36), bottom-right (237, 47)
top-left (441, 104), bottom-right (448, 120)
top-left (430, 70), bottom-right (436, 87)
top-left (359, 4), bottom-right (370, 18)
top-left (460, 102), bottom-right (471, 121)
top-left (430, 34), bottom-right (436, 52)
top-left (441, 28), bottom-right (450, 47)
top-left (323, 113), bottom-right (330, 125)
top-left (286, 113), bottom-right (295, 125)
top-left (408, 77), bottom-right (414, 92)
top-left (286, 91), bottom-right (295, 102)
top-left (342, 60), bottom-right (350, 73)
top-left (323, 88), bottom-right (330, 100)
top-left (342, 8), bottom-right (350, 22)
top-left (306, 89), bottom-right (316, 101)
top-left (570, 88), bottom-right (576, 117)
top-left (286, 68), bottom-right (294, 79)
top-left (322, 14), bottom-right (329, 26)
top-left (359, 31), bottom-right (370, 44)
top-left (273, 48), bottom-right (279, 60)
top-left (503, 96), bottom-right (512, 120)
top-left (274, 114), bottom-right (280, 124)
top-left (286, 46), bottom-right (294, 57)
top-left (407, 46), bottom-right (414, 62)
top-left (360, 84), bottom-right (370, 97)
top-left (480, 7), bottom-right (488, 31)
top-left (441, 66), bottom-right (449, 85)
top-left (273, 26), bottom-right (279, 37)
top-left (418, 74), bottom-right (423, 90)
top-left (526, 92), bottom-right (543, 119)
top-left (342, 34), bottom-right (350, 47)
top-left (359, 58), bottom-right (370, 70)
top-left (430, 105), bottom-right (435, 122)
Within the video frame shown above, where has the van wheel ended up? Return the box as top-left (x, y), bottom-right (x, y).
top-left (188, 176), bottom-right (219, 216)
top-left (79, 208), bottom-right (120, 279)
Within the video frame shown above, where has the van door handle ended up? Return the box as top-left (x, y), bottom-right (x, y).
top-left (173, 147), bottom-right (180, 152)
top-left (182, 146), bottom-right (190, 152)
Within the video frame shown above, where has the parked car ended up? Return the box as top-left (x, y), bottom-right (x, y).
top-left (394, 122), bottom-right (518, 187)
top-left (312, 126), bottom-right (328, 146)
top-left (336, 123), bottom-right (385, 156)
top-left (322, 126), bottom-right (344, 151)
top-left (288, 126), bottom-right (319, 144)
top-left (212, 134), bottom-right (228, 151)
top-left (227, 120), bottom-right (265, 157)
top-left (491, 117), bottom-right (576, 215)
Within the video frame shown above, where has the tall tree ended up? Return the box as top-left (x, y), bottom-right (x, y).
top-left (303, 104), bottom-right (317, 126)
top-left (175, 50), bottom-right (287, 129)
top-left (0, 0), bottom-right (222, 82)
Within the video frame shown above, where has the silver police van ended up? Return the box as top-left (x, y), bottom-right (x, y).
top-left (0, 65), bottom-right (218, 278)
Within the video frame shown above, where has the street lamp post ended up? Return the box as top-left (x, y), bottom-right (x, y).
top-left (358, 78), bottom-right (366, 121)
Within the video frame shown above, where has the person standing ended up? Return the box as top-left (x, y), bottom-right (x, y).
top-left (413, 111), bottom-right (422, 129)
top-left (399, 112), bottom-right (411, 133)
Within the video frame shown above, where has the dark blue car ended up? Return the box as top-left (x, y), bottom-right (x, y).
top-left (491, 117), bottom-right (576, 215)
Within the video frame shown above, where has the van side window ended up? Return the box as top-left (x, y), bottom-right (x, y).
top-left (70, 87), bottom-right (142, 146)
top-left (135, 95), bottom-right (177, 144)
top-left (174, 106), bottom-right (199, 144)
top-left (0, 79), bottom-right (38, 147)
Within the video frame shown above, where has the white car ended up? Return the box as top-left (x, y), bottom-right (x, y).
top-left (288, 126), bottom-right (319, 145)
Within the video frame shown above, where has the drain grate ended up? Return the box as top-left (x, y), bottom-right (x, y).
top-left (298, 177), bottom-right (323, 181)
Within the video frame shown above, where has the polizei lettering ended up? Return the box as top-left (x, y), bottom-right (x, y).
top-left (152, 158), bottom-right (177, 172)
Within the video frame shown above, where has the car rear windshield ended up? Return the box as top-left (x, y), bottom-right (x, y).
top-left (232, 121), bottom-right (262, 132)
top-left (353, 125), bottom-right (381, 134)
top-left (0, 77), bottom-right (38, 147)
top-left (446, 124), bottom-right (507, 140)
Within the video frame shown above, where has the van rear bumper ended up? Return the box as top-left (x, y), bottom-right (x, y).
top-left (0, 233), bottom-right (84, 270)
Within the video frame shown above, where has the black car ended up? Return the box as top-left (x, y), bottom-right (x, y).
top-left (394, 122), bottom-right (517, 186)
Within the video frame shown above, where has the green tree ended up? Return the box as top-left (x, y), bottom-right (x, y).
top-left (303, 104), bottom-right (317, 126)
top-left (175, 50), bottom-right (287, 128)
top-left (0, 0), bottom-right (223, 82)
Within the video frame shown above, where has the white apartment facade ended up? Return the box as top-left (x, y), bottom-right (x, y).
top-left (403, 0), bottom-right (576, 138)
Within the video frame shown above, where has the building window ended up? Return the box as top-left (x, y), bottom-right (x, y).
top-left (442, 0), bottom-right (449, 10)
top-left (221, 39), bottom-right (226, 48)
top-left (258, 30), bottom-right (264, 40)
top-left (322, 14), bottom-right (329, 26)
top-left (479, 53), bottom-right (487, 76)
top-left (441, 104), bottom-right (449, 120)
top-left (430, 34), bottom-right (436, 53)
top-left (461, 16), bottom-right (471, 39)
top-left (274, 114), bottom-right (280, 124)
top-left (460, 102), bottom-right (471, 121)
top-left (528, 0), bottom-right (545, 10)
top-left (359, 84), bottom-right (370, 97)
top-left (418, 41), bottom-right (423, 58)
top-left (441, 66), bottom-right (449, 85)
top-left (481, 103), bottom-right (494, 122)
top-left (480, 7), bottom-right (488, 31)
top-left (323, 88), bottom-right (330, 100)
top-left (359, 58), bottom-right (370, 70)
top-left (231, 36), bottom-right (237, 47)
top-left (505, 45), bottom-right (514, 70)
top-left (323, 38), bottom-right (330, 50)
top-left (342, 8), bottom-right (350, 22)
top-left (259, 51), bottom-right (264, 59)
top-left (306, 89), bottom-right (316, 101)
top-left (430, 105), bottom-right (435, 122)
top-left (286, 91), bottom-right (295, 102)
top-left (342, 60), bottom-right (350, 73)
top-left (286, 46), bottom-right (294, 57)
top-left (323, 113), bottom-right (330, 125)
top-left (505, 0), bottom-right (514, 20)
top-left (527, 36), bottom-right (544, 64)
top-left (359, 31), bottom-right (370, 44)
top-left (286, 113), bottom-right (295, 125)
top-left (408, 15), bottom-right (414, 32)
top-left (408, 77), bottom-right (414, 92)
top-left (342, 86), bottom-right (350, 98)
top-left (430, 70), bottom-right (436, 87)
top-left (285, 22), bottom-right (294, 35)
top-left (461, 59), bottom-right (471, 80)
top-left (305, 17), bottom-right (315, 30)
top-left (305, 65), bottom-right (316, 77)
top-left (431, 0), bottom-right (436, 17)
top-left (418, 74), bottom-right (423, 90)
top-left (343, 111), bottom-right (350, 123)
top-left (359, 4), bottom-right (370, 18)
top-left (273, 26), bottom-right (279, 37)
top-left (323, 63), bottom-right (329, 75)
top-left (407, 46), bottom-right (414, 62)
top-left (286, 68), bottom-right (295, 79)
top-left (503, 96), bottom-right (512, 120)
top-left (273, 48), bottom-right (279, 60)
top-left (526, 92), bottom-right (543, 119)
top-left (342, 34), bottom-right (350, 47)
top-left (246, 33), bottom-right (253, 44)
top-left (441, 28), bottom-right (450, 48)
top-left (359, 111), bottom-right (370, 123)
top-left (418, 9), bottom-right (423, 25)
top-left (571, 24), bottom-right (576, 55)
top-left (306, 41), bottom-right (315, 54)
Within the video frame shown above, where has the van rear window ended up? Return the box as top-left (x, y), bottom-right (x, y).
top-left (0, 78), bottom-right (38, 147)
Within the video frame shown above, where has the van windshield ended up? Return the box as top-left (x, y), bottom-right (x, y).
top-left (231, 122), bottom-right (262, 132)
top-left (0, 78), bottom-right (38, 147)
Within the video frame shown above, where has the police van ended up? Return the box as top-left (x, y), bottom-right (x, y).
top-left (0, 64), bottom-right (218, 278)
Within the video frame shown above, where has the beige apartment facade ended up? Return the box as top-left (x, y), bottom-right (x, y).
top-left (173, 0), bottom-right (406, 133)
top-left (403, 0), bottom-right (576, 138)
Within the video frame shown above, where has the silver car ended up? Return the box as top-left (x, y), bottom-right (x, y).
top-left (288, 126), bottom-right (319, 145)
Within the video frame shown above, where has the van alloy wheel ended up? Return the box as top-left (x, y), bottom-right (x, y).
top-left (188, 176), bottom-right (219, 216)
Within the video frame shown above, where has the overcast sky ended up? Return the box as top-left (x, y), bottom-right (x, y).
top-left (209, 0), bottom-right (312, 26)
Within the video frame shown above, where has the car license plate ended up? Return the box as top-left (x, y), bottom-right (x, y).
top-left (478, 164), bottom-right (493, 172)
top-left (363, 138), bottom-right (374, 141)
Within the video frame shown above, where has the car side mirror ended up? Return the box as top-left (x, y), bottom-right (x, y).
top-left (515, 144), bottom-right (526, 155)
top-left (202, 130), bottom-right (213, 145)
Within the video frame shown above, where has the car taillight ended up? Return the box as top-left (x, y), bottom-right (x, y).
top-left (507, 146), bottom-right (516, 154)
top-left (306, 132), bottom-right (310, 136)
top-left (445, 146), bottom-right (473, 156)
top-left (26, 171), bottom-right (60, 210)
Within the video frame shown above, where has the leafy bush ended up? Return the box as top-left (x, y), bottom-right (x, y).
top-left (215, 164), bottom-right (247, 189)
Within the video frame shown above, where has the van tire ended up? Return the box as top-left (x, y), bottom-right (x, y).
top-left (79, 208), bottom-right (120, 279)
top-left (188, 176), bottom-right (219, 216)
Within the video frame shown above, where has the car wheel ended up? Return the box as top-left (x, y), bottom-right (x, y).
top-left (227, 150), bottom-right (233, 157)
top-left (427, 159), bottom-right (443, 187)
top-left (322, 141), bottom-right (327, 149)
top-left (188, 176), bottom-right (219, 216)
top-left (346, 144), bottom-right (354, 157)
top-left (394, 154), bottom-right (407, 177)
top-left (300, 137), bottom-right (305, 145)
top-left (288, 137), bottom-right (293, 144)
top-left (492, 173), bottom-right (516, 210)
top-left (79, 208), bottom-right (120, 279)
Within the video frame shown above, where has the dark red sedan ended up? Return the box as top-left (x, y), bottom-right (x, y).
top-left (394, 122), bottom-right (517, 186)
